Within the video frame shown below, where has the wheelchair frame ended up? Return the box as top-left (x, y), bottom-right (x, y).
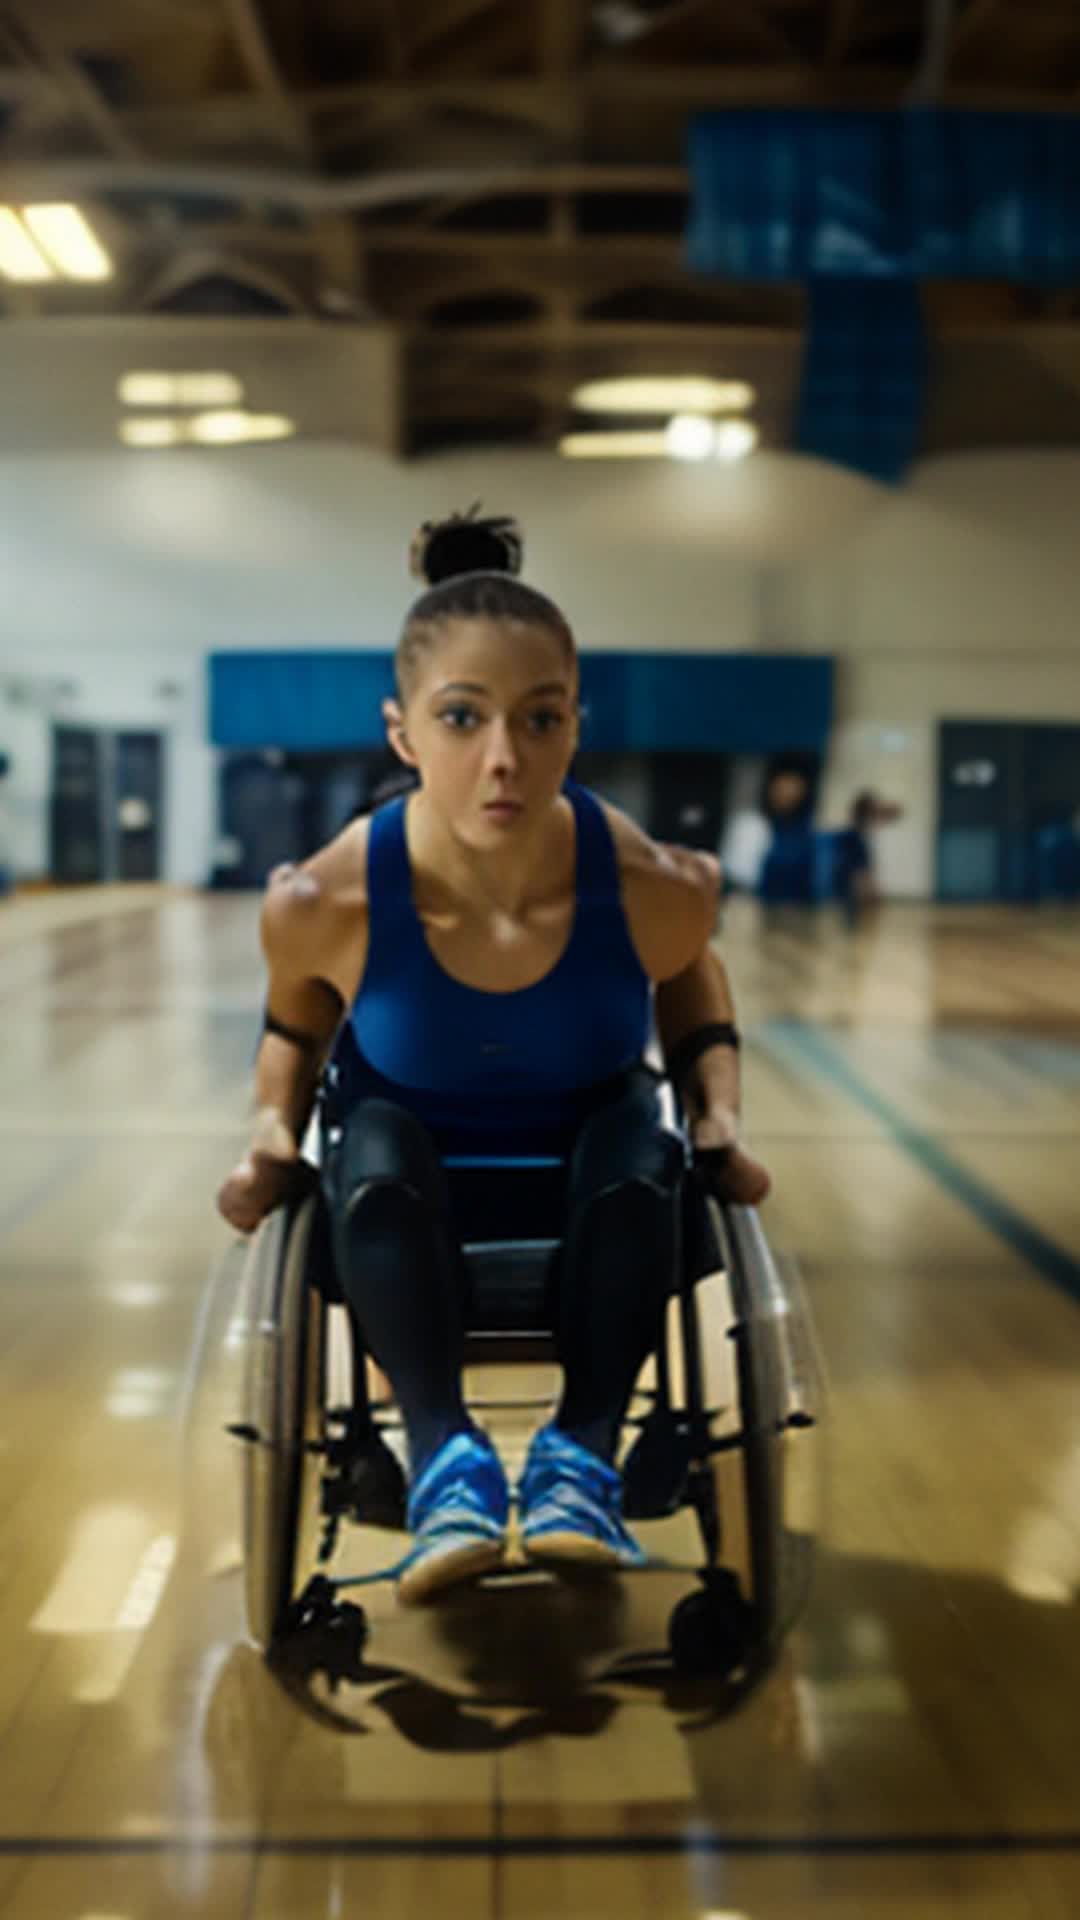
top-left (229, 1137), bottom-right (821, 1696)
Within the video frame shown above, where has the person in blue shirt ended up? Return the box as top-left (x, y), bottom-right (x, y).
top-left (833, 789), bottom-right (902, 925)
top-left (218, 512), bottom-right (769, 1604)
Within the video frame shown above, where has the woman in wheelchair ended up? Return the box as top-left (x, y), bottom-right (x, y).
top-left (217, 511), bottom-right (770, 1607)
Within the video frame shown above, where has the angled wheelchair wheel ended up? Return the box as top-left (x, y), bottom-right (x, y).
top-left (722, 1202), bottom-right (824, 1644)
top-left (237, 1191), bottom-right (329, 1652)
top-left (665, 1181), bottom-right (825, 1693)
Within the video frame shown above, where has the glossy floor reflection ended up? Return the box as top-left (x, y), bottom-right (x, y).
top-left (1, 889), bottom-right (1079, 1918)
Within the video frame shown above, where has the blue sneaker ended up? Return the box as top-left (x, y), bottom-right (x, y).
top-left (397, 1430), bottom-right (509, 1605)
top-left (518, 1426), bottom-right (647, 1570)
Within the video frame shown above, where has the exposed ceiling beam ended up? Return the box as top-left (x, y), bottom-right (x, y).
top-left (376, 0), bottom-right (409, 76)
top-left (825, 0), bottom-right (864, 63)
top-left (404, 0), bottom-right (504, 58)
top-left (535, 0), bottom-right (590, 204)
top-left (537, 0), bottom-right (590, 71)
top-left (0, 67), bottom-right (63, 105)
top-left (624, 0), bottom-right (803, 60)
top-left (136, 239), bottom-right (310, 315)
top-left (906, 0), bottom-right (956, 104)
top-left (217, 0), bottom-right (369, 320)
top-left (111, 60), bottom-right (1078, 133)
top-left (948, 0), bottom-right (1005, 54)
top-left (366, 230), bottom-right (682, 257)
top-left (0, 159), bottom-right (690, 212)
top-left (220, 0), bottom-right (311, 155)
top-left (414, 321), bottom-right (799, 348)
top-left (2, 5), bottom-right (141, 159)
top-left (300, 65), bottom-right (826, 110)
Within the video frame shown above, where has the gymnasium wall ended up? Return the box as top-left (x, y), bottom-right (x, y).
top-left (2, 442), bottom-right (1078, 892)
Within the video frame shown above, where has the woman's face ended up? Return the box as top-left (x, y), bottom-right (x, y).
top-left (385, 617), bottom-right (579, 847)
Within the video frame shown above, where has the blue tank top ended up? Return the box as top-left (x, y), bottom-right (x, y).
top-left (343, 781), bottom-right (652, 1149)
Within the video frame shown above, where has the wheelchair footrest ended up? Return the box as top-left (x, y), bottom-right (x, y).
top-left (320, 1415), bottom-right (407, 1531)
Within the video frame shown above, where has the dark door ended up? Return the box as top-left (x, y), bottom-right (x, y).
top-left (938, 722), bottom-right (1080, 901)
top-left (220, 754), bottom-right (308, 887)
top-left (113, 731), bottom-right (163, 881)
top-left (937, 723), bottom-right (1023, 901)
top-left (50, 726), bottom-right (105, 883)
top-left (1024, 726), bottom-right (1080, 832)
top-left (1023, 724), bottom-right (1080, 901)
top-left (647, 752), bottom-right (731, 850)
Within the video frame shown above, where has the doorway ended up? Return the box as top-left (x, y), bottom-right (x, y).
top-left (49, 725), bottom-right (165, 883)
top-left (937, 721), bottom-right (1080, 901)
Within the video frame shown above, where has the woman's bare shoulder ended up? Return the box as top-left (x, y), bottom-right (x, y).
top-left (596, 796), bottom-right (719, 890)
top-left (595, 797), bottom-right (719, 979)
top-left (302, 816), bottom-right (372, 900)
top-left (260, 817), bottom-right (370, 979)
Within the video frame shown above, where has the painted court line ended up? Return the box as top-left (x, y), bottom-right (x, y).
top-left (760, 1020), bottom-right (1080, 1310)
top-left (0, 1832), bottom-right (1079, 1859)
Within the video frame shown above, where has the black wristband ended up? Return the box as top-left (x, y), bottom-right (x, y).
top-left (665, 1022), bottom-right (741, 1089)
top-left (263, 1009), bottom-right (323, 1054)
top-left (692, 1144), bottom-right (735, 1179)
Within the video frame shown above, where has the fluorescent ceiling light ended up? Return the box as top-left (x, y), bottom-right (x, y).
top-left (23, 204), bottom-right (112, 282)
top-left (572, 375), bottom-right (755, 415)
top-left (119, 411), bottom-right (295, 449)
top-left (714, 418), bottom-right (759, 461)
top-left (119, 371), bottom-right (244, 408)
top-left (0, 208), bottom-right (55, 283)
top-left (665, 412), bottom-right (716, 461)
top-left (119, 418), bottom-right (185, 449)
top-left (188, 410), bottom-right (295, 444)
top-left (562, 418), bottom-right (760, 462)
top-left (560, 430), bottom-right (671, 458)
top-left (175, 373), bottom-right (244, 407)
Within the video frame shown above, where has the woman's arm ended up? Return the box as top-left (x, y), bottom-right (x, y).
top-left (653, 941), bottom-right (739, 1135)
top-left (216, 875), bottom-right (346, 1232)
top-left (654, 944), bottom-right (770, 1205)
top-left (639, 840), bottom-right (771, 1205)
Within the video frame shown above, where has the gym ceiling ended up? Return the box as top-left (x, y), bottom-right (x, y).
top-left (2, 0), bottom-right (1080, 460)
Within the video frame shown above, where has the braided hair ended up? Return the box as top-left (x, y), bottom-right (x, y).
top-left (396, 506), bottom-right (575, 697)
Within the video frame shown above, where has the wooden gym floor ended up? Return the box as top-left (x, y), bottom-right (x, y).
top-left (0, 886), bottom-right (1078, 1919)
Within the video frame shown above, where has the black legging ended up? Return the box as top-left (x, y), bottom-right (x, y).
top-left (322, 1070), bottom-right (683, 1477)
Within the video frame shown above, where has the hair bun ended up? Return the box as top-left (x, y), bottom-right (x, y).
top-left (409, 505), bottom-right (523, 585)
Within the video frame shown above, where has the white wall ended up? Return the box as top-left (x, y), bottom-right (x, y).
top-left (2, 442), bottom-right (1079, 892)
top-left (0, 655), bottom-right (212, 889)
top-left (799, 452), bottom-right (1080, 893)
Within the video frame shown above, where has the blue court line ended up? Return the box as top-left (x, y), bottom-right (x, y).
top-left (0, 1832), bottom-right (1078, 1858)
top-left (761, 1020), bottom-right (1080, 1310)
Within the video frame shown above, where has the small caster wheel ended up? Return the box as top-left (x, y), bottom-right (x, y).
top-left (273, 1577), bottom-right (370, 1689)
top-left (317, 1600), bottom-right (369, 1691)
top-left (668, 1573), bottom-right (753, 1679)
top-left (279, 1573), bottom-right (338, 1635)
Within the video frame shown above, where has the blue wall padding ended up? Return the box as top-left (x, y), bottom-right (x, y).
top-left (577, 653), bottom-right (832, 752)
top-left (209, 651), bottom-right (833, 753)
top-left (686, 109), bottom-right (1080, 283)
top-left (796, 277), bottom-right (925, 484)
top-left (210, 651), bottom-right (396, 749)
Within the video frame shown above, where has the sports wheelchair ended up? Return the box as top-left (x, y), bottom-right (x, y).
top-left (228, 1076), bottom-right (823, 1699)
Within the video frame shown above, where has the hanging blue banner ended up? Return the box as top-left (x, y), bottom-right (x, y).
top-left (687, 109), bottom-right (1080, 284)
top-left (686, 109), bottom-right (1080, 481)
